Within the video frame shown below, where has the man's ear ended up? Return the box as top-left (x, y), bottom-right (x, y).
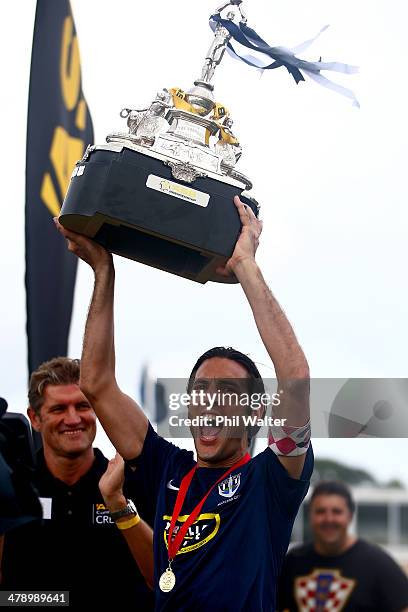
top-left (246, 403), bottom-right (267, 440)
top-left (27, 406), bottom-right (42, 432)
top-left (250, 403), bottom-right (267, 421)
top-left (259, 404), bottom-right (267, 420)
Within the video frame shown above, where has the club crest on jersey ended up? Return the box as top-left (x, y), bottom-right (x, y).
top-left (295, 569), bottom-right (356, 611)
top-left (163, 513), bottom-right (220, 554)
top-left (218, 473), bottom-right (241, 498)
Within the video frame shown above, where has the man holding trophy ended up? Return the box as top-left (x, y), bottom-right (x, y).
top-left (55, 191), bottom-right (312, 611)
top-left (55, 1), bottom-right (360, 607)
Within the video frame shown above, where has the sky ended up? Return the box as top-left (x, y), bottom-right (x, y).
top-left (1, 0), bottom-right (407, 486)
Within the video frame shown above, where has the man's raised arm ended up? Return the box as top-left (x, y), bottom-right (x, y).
top-left (217, 197), bottom-right (310, 478)
top-left (55, 220), bottom-right (148, 460)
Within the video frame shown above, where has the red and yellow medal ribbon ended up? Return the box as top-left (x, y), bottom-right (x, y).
top-left (167, 452), bottom-right (251, 562)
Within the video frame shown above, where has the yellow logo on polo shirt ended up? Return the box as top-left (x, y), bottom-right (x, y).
top-left (93, 502), bottom-right (114, 525)
top-left (163, 513), bottom-right (220, 554)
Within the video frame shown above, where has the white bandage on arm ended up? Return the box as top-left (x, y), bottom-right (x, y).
top-left (268, 419), bottom-right (311, 456)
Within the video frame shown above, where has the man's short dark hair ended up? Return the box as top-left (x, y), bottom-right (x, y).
top-left (187, 346), bottom-right (265, 395)
top-left (311, 481), bottom-right (356, 515)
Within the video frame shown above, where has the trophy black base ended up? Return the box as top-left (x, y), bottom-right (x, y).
top-left (60, 147), bottom-right (257, 284)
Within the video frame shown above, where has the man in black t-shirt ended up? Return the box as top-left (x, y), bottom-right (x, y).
top-left (0, 357), bottom-right (154, 609)
top-left (278, 481), bottom-right (408, 612)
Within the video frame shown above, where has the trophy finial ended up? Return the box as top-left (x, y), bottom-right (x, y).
top-left (200, 0), bottom-right (247, 87)
top-left (186, 1), bottom-right (246, 116)
top-left (217, 0), bottom-right (247, 24)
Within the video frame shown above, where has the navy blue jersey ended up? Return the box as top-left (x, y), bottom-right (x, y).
top-left (130, 424), bottom-right (313, 611)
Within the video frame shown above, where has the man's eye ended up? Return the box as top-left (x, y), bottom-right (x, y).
top-left (78, 403), bottom-right (91, 411)
top-left (192, 384), bottom-right (206, 392)
top-left (51, 407), bottom-right (64, 413)
top-left (218, 385), bottom-right (239, 396)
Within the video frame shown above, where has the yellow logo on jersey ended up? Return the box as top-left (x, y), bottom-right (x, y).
top-left (163, 513), bottom-right (220, 555)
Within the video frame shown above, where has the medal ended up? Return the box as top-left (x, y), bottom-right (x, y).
top-left (159, 565), bottom-right (176, 592)
top-left (161, 453), bottom-right (251, 593)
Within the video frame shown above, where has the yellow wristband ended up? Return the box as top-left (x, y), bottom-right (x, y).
top-left (116, 515), bottom-right (141, 530)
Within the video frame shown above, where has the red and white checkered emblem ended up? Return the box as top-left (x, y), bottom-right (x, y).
top-left (295, 568), bottom-right (356, 611)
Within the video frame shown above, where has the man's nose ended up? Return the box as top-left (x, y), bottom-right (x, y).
top-left (64, 406), bottom-right (82, 426)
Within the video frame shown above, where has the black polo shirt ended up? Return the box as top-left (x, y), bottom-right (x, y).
top-left (1, 448), bottom-right (154, 609)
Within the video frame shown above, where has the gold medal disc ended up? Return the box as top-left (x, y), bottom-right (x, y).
top-left (159, 567), bottom-right (176, 592)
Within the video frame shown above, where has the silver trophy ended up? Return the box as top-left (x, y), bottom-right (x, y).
top-left (60, 0), bottom-right (357, 283)
top-left (106, 0), bottom-right (251, 192)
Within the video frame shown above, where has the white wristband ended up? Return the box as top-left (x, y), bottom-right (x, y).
top-left (268, 419), bottom-right (311, 456)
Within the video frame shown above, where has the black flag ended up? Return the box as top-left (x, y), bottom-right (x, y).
top-left (25, 0), bottom-right (93, 374)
